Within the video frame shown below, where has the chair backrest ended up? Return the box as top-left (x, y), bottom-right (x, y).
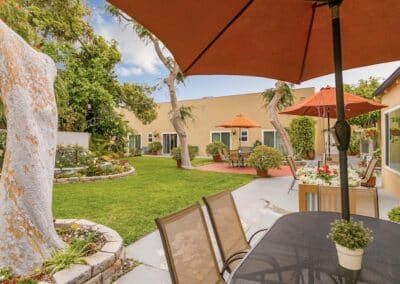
top-left (318, 186), bottom-right (379, 218)
top-left (286, 156), bottom-right (297, 178)
top-left (203, 191), bottom-right (249, 272)
top-left (221, 147), bottom-right (229, 159)
top-left (155, 204), bottom-right (224, 284)
top-left (218, 148), bottom-right (227, 160)
top-left (229, 150), bottom-right (240, 161)
top-left (363, 158), bottom-right (377, 180)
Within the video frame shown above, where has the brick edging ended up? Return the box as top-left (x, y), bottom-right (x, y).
top-left (54, 167), bottom-right (135, 184)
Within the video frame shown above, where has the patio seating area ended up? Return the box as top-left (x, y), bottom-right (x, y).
top-left (195, 162), bottom-right (292, 176)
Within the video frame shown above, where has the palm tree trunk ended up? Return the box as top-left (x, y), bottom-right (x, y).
top-left (267, 81), bottom-right (294, 156)
top-left (0, 20), bottom-right (64, 275)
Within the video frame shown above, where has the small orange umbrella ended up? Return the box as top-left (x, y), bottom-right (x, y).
top-left (217, 114), bottom-right (261, 148)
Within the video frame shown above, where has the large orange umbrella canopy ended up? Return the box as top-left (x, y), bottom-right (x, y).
top-left (218, 114), bottom-right (261, 128)
top-left (107, 0), bottom-right (400, 84)
top-left (280, 87), bottom-right (387, 119)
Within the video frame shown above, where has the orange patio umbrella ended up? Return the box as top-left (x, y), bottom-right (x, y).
top-left (108, 0), bottom-right (400, 220)
top-left (217, 114), bottom-right (261, 148)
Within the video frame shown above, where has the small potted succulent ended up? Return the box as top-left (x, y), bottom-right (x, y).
top-left (388, 206), bottom-right (400, 224)
top-left (327, 219), bottom-right (373, 270)
top-left (206, 141), bottom-right (227, 162)
top-left (148, 142), bottom-right (162, 155)
top-left (170, 146), bottom-right (198, 168)
top-left (247, 145), bottom-right (282, 177)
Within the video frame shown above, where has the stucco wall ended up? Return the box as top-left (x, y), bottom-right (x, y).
top-left (119, 88), bottom-right (331, 156)
top-left (57, 131), bottom-right (90, 149)
top-left (381, 82), bottom-right (400, 197)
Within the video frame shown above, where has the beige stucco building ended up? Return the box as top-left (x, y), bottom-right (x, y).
top-left (373, 67), bottom-right (400, 197)
top-left (118, 87), bottom-right (331, 157)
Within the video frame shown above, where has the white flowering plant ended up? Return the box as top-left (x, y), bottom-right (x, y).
top-left (296, 164), bottom-right (361, 186)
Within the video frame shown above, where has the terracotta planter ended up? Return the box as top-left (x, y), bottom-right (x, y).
top-left (176, 159), bottom-right (182, 168)
top-left (152, 150), bottom-right (160, 155)
top-left (256, 169), bottom-right (269, 177)
top-left (212, 154), bottom-right (222, 162)
top-left (336, 243), bottom-right (364, 270)
top-left (306, 149), bottom-right (315, 160)
top-left (390, 128), bottom-right (400, 136)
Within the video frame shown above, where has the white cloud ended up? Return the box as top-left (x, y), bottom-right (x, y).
top-left (91, 12), bottom-right (162, 76)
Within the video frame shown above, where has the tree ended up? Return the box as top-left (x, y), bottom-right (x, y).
top-left (107, 6), bottom-right (193, 169)
top-left (0, 19), bottom-right (64, 275)
top-left (261, 81), bottom-right (294, 156)
top-left (344, 77), bottom-right (382, 128)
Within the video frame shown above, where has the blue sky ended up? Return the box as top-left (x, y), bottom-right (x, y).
top-left (88, 0), bottom-right (400, 103)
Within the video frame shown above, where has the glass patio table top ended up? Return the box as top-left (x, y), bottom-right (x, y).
top-left (229, 212), bottom-right (400, 284)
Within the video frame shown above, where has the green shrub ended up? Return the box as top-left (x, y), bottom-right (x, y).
top-left (171, 145), bottom-right (198, 161)
top-left (148, 142), bottom-right (162, 152)
top-left (247, 145), bottom-right (282, 173)
top-left (206, 141), bottom-right (227, 156)
top-left (348, 131), bottom-right (361, 156)
top-left (327, 219), bottom-right (373, 250)
top-left (388, 206), bottom-right (400, 223)
top-left (253, 140), bottom-right (262, 149)
top-left (289, 117), bottom-right (315, 157)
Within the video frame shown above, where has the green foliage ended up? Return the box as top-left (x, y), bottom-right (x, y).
top-left (261, 83), bottom-right (294, 110)
top-left (171, 146), bottom-right (198, 161)
top-left (169, 105), bottom-right (195, 127)
top-left (56, 145), bottom-right (90, 168)
top-left (327, 219), bottom-right (373, 250)
top-left (253, 140), bottom-right (262, 148)
top-left (348, 131), bottom-right (361, 156)
top-left (289, 117), bottom-right (315, 157)
top-left (206, 141), bottom-right (227, 156)
top-left (148, 142), bottom-right (162, 152)
top-left (344, 77), bottom-right (382, 127)
top-left (247, 145), bottom-right (282, 172)
top-left (388, 206), bottom-right (400, 223)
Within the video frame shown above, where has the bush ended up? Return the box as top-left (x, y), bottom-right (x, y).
top-left (171, 145), bottom-right (198, 161)
top-left (289, 117), bottom-right (315, 157)
top-left (388, 206), bottom-right (400, 223)
top-left (348, 131), bottom-right (361, 156)
top-left (327, 219), bottom-right (373, 250)
top-left (247, 145), bottom-right (282, 172)
top-left (148, 142), bottom-right (162, 153)
top-left (206, 141), bottom-right (227, 156)
top-left (56, 145), bottom-right (90, 168)
top-left (253, 140), bottom-right (262, 149)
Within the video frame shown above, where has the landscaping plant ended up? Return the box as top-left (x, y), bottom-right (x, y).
top-left (388, 206), bottom-right (400, 224)
top-left (148, 142), bottom-right (162, 155)
top-left (328, 219), bottom-right (373, 250)
top-left (206, 141), bottom-right (227, 156)
top-left (171, 146), bottom-right (198, 161)
top-left (289, 116), bottom-right (315, 159)
top-left (247, 145), bottom-right (282, 176)
top-left (348, 131), bottom-right (361, 156)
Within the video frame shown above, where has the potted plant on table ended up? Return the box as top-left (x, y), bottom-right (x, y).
top-left (148, 141), bottom-right (162, 155)
top-left (388, 206), bottom-right (400, 224)
top-left (247, 145), bottom-right (282, 177)
top-left (328, 219), bottom-right (373, 270)
top-left (206, 141), bottom-right (227, 162)
top-left (171, 146), bottom-right (198, 168)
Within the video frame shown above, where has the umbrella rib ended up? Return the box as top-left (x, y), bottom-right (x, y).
top-left (183, 0), bottom-right (254, 74)
top-left (298, 3), bottom-right (317, 82)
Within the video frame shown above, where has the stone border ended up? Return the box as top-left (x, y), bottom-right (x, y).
top-left (54, 167), bottom-right (135, 184)
top-left (47, 219), bottom-right (125, 284)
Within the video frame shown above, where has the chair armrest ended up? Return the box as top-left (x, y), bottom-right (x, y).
top-left (248, 228), bottom-right (268, 245)
top-left (221, 251), bottom-right (248, 276)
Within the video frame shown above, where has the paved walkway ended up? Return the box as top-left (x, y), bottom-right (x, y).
top-left (116, 176), bottom-right (400, 284)
top-left (195, 162), bottom-right (292, 176)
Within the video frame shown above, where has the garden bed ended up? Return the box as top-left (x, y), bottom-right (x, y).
top-left (54, 167), bottom-right (135, 184)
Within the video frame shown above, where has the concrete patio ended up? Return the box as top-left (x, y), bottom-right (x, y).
top-left (116, 175), bottom-right (400, 284)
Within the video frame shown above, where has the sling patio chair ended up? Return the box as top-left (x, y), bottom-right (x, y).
top-left (156, 203), bottom-right (236, 284)
top-left (361, 158), bottom-right (378, 187)
top-left (218, 147), bottom-right (229, 162)
top-left (202, 191), bottom-right (269, 272)
top-left (228, 150), bottom-right (240, 167)
top-left (318, 186), bottom-right (379, 218)
top-left (287, 156), bottom-right (298, 194)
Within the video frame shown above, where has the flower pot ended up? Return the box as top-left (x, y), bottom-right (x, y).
top-left (335, 243), bottom-right (364, 270)
top-left (176, 159), bottom-right (182, 168)
top-left (212, 154), bottom-right (222, 162)
top-left (306, 149), bottom-right (315, 160)
top-left (152, 150), bottom-right (159, 155)
top-left (256, 169), bottom-right (269, 177)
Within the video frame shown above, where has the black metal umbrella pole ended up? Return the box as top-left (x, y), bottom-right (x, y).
top-left (329, 0), bottom-right (351, 221)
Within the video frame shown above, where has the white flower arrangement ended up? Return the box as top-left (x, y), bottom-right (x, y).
top-left (296, 165), bottom-right (361, 187)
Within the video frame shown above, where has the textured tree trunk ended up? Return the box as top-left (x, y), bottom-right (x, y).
top-left (267, 81), bottom-right (294, 156)
top-left (0, 20), bottom-right (64, 275)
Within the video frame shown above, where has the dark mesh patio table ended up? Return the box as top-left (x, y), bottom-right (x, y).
top-left (229, 212), bottom-right (400, 284)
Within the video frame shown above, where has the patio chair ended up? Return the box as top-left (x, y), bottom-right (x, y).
top-left (203, 191), bottom-right (269, 272)
top-left (318, 186), bottom-right (379, 218)
top-left (228, 150), bottom-right (240, 167)
top-left (287, 156), bottom-right (298, 194)
top-left (361, 158), bottom-right (378, 187)
top-left (155, 203), bottom-right (227, 284)
top-left (218, 148), bottom-right (229, 161)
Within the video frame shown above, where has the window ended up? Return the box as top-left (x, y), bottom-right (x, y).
top-left (240, 130), bottom-right (248, 142)
top-left (262, 130), bottom-right (286, 155)
top-left (128, 134), bottom-right (141, 151)
top-left (211, 131), bottom-right (230, 149)
top-left (385, 107), bottom-right (400, 173)
top-left (148, 133), bottom-right (153, 143)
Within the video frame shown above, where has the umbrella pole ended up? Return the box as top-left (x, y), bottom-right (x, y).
top-left (329, 1), bottom-right (351, 221)
top-left (327, 111), bottom-right (331, 159)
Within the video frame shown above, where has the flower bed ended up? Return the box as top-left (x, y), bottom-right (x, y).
top-left (296, 164), bottom-right (361, 187)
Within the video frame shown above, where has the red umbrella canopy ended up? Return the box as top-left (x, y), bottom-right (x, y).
top-left (218, 114), bottom-right (261, 128)
top-left (107, 0), bottom-right (400, 84)
top-left (279, 87), bottom-right (387, 119)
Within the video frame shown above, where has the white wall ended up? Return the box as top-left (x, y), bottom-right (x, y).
top-left (57, 131), bottom-right (90, 149)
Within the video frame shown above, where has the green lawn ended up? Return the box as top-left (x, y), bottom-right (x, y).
top-left (53, 156), bottom-right (253, 244)
top-left (191, 157), bottom-right (214, 166)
